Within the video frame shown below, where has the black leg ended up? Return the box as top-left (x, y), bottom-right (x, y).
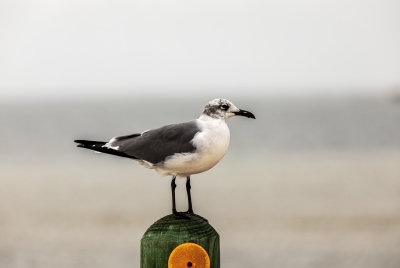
top-left (171, 176), bottom-right (189, 219)
top-left (171, 176), bottom-right (177, 215)
top-left (186, 177), bottom-right (194, 214)
top-left (185, 176), bottom-right (208, 222)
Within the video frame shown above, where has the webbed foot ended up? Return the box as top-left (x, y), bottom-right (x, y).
top-left (186, 210), bottom-right (208, 222)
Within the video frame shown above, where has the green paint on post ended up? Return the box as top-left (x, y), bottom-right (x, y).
top-left (140, 214), bottom-right (220, 268)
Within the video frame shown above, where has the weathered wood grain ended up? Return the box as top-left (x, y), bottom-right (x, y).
top-left (141, 214), bottom-right (220, 268)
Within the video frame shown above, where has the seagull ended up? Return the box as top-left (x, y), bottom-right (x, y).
top-left (74, 99), bottom-right (255, 220)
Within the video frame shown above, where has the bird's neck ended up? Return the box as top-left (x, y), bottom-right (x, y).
top-left (199, 113), bottom-right (226, 122)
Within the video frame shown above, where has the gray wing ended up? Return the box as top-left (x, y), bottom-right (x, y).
top-left (109, 120), bottom-right (200, 164)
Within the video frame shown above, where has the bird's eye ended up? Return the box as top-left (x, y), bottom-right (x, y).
top-left (220, 105), bottom-right (229, 110)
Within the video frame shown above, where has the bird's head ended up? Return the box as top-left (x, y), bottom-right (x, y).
top-left (202, 99), bottom-right (256, 120)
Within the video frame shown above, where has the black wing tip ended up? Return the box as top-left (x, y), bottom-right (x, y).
top-left (74, 139), bottom-right (91, 144)
top-left (74, 139), bottom-right (106, 145)
top-left (74, 139), bottom-right (137, 159)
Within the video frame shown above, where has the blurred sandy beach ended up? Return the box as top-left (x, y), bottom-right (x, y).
top-left (1, 97), bottom-right (400, 267)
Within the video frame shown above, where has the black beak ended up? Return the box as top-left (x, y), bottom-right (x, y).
top-left (233, 109), bottom-right (256, 119)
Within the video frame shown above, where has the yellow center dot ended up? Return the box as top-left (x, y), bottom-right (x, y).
top-left (168, 243), bottom-right (210, 268)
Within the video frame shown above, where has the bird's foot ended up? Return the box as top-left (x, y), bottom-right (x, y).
top-left (186, 210), bottom-right (208, 222)
top-left (173, 211), bottom-right (190, 220)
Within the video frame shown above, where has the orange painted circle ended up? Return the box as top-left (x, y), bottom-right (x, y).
top-left (168, 243), bottom-right (210, 268)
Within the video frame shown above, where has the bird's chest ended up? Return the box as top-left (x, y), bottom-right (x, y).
top-left (191, 121), bottom-right (230, 165)
top-left (159, 120), bottom-right (230, 176)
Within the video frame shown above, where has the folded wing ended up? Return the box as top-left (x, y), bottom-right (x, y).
top-left (106, 120), bottom-right (200, 164)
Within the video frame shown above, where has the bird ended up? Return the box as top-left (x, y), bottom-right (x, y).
top-left (74, 98), bottom-right (255, 220)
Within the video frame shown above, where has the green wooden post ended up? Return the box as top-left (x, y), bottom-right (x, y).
top-left (141, 214), bottom-right (220, 268)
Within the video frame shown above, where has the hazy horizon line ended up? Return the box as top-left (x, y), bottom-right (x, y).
top-left (1, 85), bottom-right (400, 101)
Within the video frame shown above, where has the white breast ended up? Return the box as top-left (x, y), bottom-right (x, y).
top-left (156, 115), bottom-right (230, 177)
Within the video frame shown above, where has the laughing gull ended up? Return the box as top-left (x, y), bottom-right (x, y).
top-left (74, 99), bottom-right (255, 219)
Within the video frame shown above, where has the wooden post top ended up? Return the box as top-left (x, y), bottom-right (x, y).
top-left (141, 214), bottom-right (220, 268)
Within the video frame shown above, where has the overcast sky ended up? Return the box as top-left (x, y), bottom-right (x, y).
top-left (0, 0), bottom-right (399, 100)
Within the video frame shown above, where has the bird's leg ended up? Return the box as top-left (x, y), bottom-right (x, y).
top-left (171, 176), bottom-right (178, 215)
top-left (171, 176), bottom-right (189, 219)
top-left (185, 176), bottom-right (208, 222)
top-left (186, 176), bottom-right (194, 214)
